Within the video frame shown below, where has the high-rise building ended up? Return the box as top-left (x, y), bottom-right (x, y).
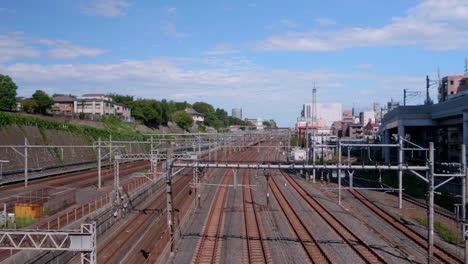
top-left (373, 102), bottom-right (380, 113)
top-left (232, 108), bottom-right (242, 119)
top-left (438, 75), bottom-right (468, 102)
top-left (359, 111), bottom-right (375, 125)
top-left (302, 103), bottom-right (342, 128)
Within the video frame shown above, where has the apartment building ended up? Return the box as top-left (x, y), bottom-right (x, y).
top-left (73, 94), bottom-right (132, 121)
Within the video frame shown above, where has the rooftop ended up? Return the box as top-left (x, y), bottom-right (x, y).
top-left (185, 108), bottom-right (204, 116)
top-left (53, 95), bottom-right (75, 102)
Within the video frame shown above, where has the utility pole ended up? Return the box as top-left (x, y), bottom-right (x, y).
top-left (465, 57), bottom-right (467, 76)
top-left (462, 144), bottom-right (466, 222)
top-left (425, 75), bottom-right (434, 105)
top-left (24, 137), bottom-right (28, 188)
top-left (337, 138), bottom-right (342, 205)
top-left (403, 89), bottom-right (407, 106)
top-left (427, 142), bottom-right (434, 263)
top-left (398, 136), bottom-right (403, 209)
top-left (166, 145), bottom-right (175, 255)
top-left (98, 137), bottom-right (102, 189)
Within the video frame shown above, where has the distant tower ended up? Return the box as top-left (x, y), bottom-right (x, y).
top-left (232, 108), bottom-right (242, 119)
top-left (465, 57), bottom-right (468, 76)
top-left (311, 85), bottom-right (317, 126)
top-left (373, 102), bottom-right (380, 113)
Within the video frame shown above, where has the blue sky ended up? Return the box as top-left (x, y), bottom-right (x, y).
top-left (1, 0), bottom-right (468, 126)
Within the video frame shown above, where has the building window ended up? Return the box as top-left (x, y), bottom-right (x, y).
top-left (450, 80), bottom-right (454, 85)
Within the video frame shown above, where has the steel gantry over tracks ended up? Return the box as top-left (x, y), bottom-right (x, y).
top-left (0, 222), bottom-right (97, 264)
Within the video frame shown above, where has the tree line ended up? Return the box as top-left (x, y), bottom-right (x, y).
top-left (0, 74), bottom-right (251, 130)
top-left (109, 93), bottom-right (252, 130)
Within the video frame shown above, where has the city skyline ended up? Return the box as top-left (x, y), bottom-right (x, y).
top-left (1, 0), bottom-right (468, 126)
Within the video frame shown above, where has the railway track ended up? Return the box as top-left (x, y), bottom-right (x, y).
top-left (191, 168), bottom-right (231, 263)
top-left (241, 151), bottom-right (272, 264)
top-left (192, 148), bottom-right (263, 263)
top-left (0, 161), bottom-right (151, 263)
top-left (348, 189), bottom-right (462, 264)
top-left (268, 172), bottom-right (331, 263)
top-left (98, 172), bottom-right (193, 263)
top-left (279, 170), bottom-right (387, 263)
top-left (0, 160), bottom-right (148, 190)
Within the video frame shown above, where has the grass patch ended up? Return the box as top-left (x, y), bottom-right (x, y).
top-left (412, 216), bottom-right (462, 245)
top-left (0, 111), bottom-right (145, 142)
top-left (15, 216), bottom-right (37, 228)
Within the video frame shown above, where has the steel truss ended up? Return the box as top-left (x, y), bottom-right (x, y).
top-left (0, 222), bottom-right (96, 264)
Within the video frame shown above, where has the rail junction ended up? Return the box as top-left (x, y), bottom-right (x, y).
top-left (0, 130), bottom-right (467, 264)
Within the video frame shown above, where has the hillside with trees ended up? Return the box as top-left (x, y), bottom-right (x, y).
top-left (109, 93), bottom-right (251, 130)
top-left (0, 74), bottom-right (251, 132)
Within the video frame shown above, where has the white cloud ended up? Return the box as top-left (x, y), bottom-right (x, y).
top-left (0, 32), bottom-right (39, 62)
top-left (257, 0), bottom-right (468, 51)
top-left (203, 43), bottom-right (239, 55)
top-left (0, 56), bottom-right (426, 125)
top-left (39, 39), bottom-right (106, 59)
top-left (315, 18), bottom-right (336, 26)
top-left (166, 7), bottom-right (176, 14)
top-left (82, 0), bottom-right (130, 17)
top-left (161, 21), bottom-right (187, 39)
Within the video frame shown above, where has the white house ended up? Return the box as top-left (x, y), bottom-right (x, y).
top-left (185, 108), bottom-right (205, 122)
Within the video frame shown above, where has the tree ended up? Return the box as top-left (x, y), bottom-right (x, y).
top-left (171, 110), bottom-right (193, 130)
top-left (192, 102), bottom-right (214, 115)
top-left (109, 93), bottom-right (134, 106)
top-left (52, 93), bottom-right (77, 99)
top-left (21, 99), bottom-right (36, 113)
top-left (0, 74), bottom-right (18, 111)
top-left (131, 99), bottom-right (162, 127)
top-left (32, 90), bottom-right (54, 114)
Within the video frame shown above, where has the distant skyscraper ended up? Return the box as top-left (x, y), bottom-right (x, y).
top-left (303, 103), bottom-right (342, 128)
top-left (232, 108), bottom-right (242, 119)
top-left (373, 102), bottom-right (380, 113)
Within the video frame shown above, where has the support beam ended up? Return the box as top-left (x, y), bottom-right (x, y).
top-left (338, 139), bottom-right (342, 205)
top-left (233, 169), bottom-right (237, 190)
top-left (398, 136), bottom-right (403, 209)
top-left (383, 130), bottom-right (390, 163)
top-left (428, 142), bottom-right (434, 264)
top-left (24, 137), bottom-right (28, 188)
top-left (462, 144), bottom-right (467, 223)
top-left (97, 137), bottom-right (101, 189)
top-left (312, 141), bottom-right (316, 183)
top-left (166, 147), bottom-right (175, 255)
top-left (173, 162), bottom-right (430, 171)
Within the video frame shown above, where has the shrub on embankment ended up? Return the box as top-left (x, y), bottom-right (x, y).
top-left (0, 111), bottom-right (145, 142)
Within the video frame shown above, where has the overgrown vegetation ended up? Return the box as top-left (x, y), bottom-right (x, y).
top-left (15, 216), bottom-right (37, 228)
top-left (412, 216), bottom-right (462, 245)
top-left (290, 135), bottom-right (305, 147)
top-left (0, 111), bottom-right (144, 142)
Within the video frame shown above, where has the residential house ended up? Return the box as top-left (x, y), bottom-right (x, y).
top-left (51, 95), bottom-right (75, 115)
top-left (185, 108), bottom-right (205, 122)
top-left (15, 97), bottom-right (25, 111)
top-left (114, 103), bottom-right (132, 122)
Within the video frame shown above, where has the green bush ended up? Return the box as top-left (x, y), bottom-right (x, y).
top-left (0, 111), bottom-right (145, 142)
